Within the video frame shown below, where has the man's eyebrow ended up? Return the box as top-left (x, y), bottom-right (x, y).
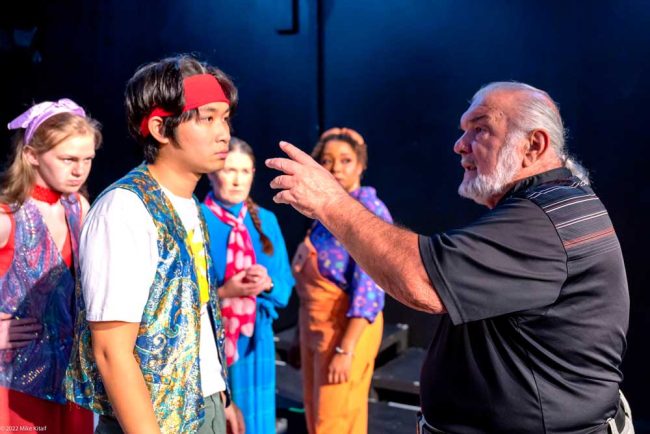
top-left (459, 114), bottom-right (490, 129)
top-left (469, 114), bottom-right (490, 124)
top-left (199, 106), bottom-right (230, 115)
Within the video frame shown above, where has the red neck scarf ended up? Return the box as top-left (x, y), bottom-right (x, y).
top-left (31, 184), bottom-right (62, 205)
top-left (204, 193), bottom-right (257, 366)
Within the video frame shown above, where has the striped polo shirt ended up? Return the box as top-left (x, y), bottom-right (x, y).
top-left (418, 167), bottom-right (629, 433)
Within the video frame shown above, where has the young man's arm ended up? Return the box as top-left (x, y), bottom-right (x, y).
top-left (266, 142), bottom-right (445, 314)
top-left (80, 189), bottom-right (160, 433)
top-left (90, 321), bottom-right (161, 434)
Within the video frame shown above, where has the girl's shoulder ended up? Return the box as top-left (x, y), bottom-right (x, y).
top-left (0, 203), bottom-right (15, 253)
top-left (356, 186), bottom-right (391, 219)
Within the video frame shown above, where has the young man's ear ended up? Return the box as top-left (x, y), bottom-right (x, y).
top-left (522, 129), bottom-right (550, 167)
top-left (148, 117), bottom-right (171, 144)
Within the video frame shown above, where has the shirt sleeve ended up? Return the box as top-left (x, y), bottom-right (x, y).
top-left (418, 197), bottom-right (568, 325)
top-left (80, 189), bottom-right (158, 322)
top-left (346, 193), bottom-right (393, 323)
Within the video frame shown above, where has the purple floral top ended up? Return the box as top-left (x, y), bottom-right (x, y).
top-left (310, 186), bottom-right (393, 323)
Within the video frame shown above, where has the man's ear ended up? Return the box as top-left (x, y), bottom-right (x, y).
top-left (523, 129), bottom-right (550, 167)
top-left (148, 117), bottom-right (171, 145)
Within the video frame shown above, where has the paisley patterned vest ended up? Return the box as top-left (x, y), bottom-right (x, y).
top-left (0, 195), bottom-right (82, 403)
top-left (65, 164), bottom-right (229, 433)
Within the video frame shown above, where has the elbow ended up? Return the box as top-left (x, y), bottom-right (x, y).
top-left (401, 289), bottom-right (444, 314)
top-left (92, 342), bottom-right (111, 373)
top-left (415, 281), bottom-right (445, 314)
top-left (410, 267), bottom-right (446, 314)
top-left (386, 278), bottom-right (446, 315)
top-left (418, 295), bottom-right (446, 314)
top-left (91, 340), bottom-right (133, 375)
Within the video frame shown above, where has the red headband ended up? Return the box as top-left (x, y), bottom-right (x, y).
top-left (139, 73), bottom-right (230, 137)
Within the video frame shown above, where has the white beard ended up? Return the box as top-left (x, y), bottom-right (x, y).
top-left (458, 133), bottom-right (522, 206)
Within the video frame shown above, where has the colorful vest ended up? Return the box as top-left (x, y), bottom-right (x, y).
top-left (64, 164), bottom-right (229, 433)
top-left (0, 195), bottom-right (82, 403)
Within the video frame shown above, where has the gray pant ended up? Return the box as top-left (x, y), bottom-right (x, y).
top-left (198, 393), bottom-right (227, 434)
top-left (94, 393), bottom-right (226, 434)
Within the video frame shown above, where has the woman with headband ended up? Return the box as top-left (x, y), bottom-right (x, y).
top-left (291, 127), bottom-right (392, 434)
top-left (0, 99), bottom-right (102, 433)
top-left (202, 137), bottom-right (294, 434)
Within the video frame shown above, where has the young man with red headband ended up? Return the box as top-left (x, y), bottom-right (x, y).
top-left (65, 55), bottom-right (244, 434)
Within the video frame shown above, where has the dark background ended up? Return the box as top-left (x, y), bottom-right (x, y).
top-left (1, 0), bottom-right (648, 429)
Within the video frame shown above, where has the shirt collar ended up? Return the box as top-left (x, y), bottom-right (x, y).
top-left (498, 167), bottom-right (573, 205)
top-left (212, 194), bottom-right (244, 216)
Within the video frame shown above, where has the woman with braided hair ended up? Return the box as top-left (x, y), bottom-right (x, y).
top-left (202, 137), bottom-right (294, 434)
top-left (291, 127), bottom-right (392, 434)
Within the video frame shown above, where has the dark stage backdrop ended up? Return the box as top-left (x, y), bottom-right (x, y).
top-left (1, 0), bottom-right (648, 428)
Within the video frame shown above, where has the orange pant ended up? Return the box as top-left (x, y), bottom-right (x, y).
top-left (293, 237), bottom-right (383, 434)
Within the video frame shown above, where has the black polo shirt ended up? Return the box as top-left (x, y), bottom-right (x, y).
top-left (418, 168), bottom-right (629, 433)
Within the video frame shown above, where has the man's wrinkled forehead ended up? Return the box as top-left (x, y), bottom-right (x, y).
top-left (459, 96), bottom-right (507, 129)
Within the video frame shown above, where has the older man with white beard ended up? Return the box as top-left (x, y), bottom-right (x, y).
top-left (266, 82), bottom-right (632, 434)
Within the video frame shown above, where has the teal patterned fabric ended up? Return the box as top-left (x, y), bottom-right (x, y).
top-left (65, 164), bottom-right (229, 433)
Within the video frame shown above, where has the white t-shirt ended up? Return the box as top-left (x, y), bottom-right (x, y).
top-left (80, 187), bottom-right (225, 397)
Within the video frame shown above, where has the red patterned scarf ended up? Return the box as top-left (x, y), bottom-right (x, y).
top-left (204, 193), bottom-right (257, 366)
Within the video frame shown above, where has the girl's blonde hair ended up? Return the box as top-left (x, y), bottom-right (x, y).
top-left (0, 112), bottom-right (102, 209)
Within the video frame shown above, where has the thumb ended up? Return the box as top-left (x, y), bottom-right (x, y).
top-left (232, 270), bottom-right (248, 280)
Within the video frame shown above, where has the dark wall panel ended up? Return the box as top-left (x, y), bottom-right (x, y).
top-left (321, 0), bottom-right (650, 424)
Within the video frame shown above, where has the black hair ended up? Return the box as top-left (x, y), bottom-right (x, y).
top-left (125, 54), bottom-right (238, 163)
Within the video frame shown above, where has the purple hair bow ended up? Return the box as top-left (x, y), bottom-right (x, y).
top-left (7, 98), bottom-right (86, 144)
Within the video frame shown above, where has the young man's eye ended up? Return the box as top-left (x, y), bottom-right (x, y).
top-left (342, 159), bottom-right (351, 164)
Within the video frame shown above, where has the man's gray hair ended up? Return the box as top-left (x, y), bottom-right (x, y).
top-left (473, 82), bottom-right (590, 184)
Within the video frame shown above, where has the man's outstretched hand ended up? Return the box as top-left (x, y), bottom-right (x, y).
top-left (265, 141), bottom-right (347, 220)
